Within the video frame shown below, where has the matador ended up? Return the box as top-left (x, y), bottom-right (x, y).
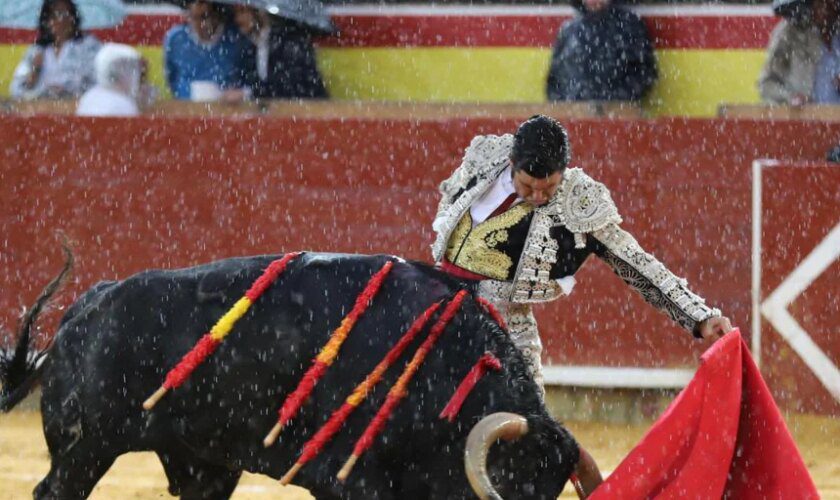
top-left (432, 115), bottom-right (733, 390)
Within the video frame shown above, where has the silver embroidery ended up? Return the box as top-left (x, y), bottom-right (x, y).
top-left (592, 223), bottom-right (721, 333)
top-left (476, 293), bottom-right (545, 396)
top-left (553, 168), bottom-right (623, 248)
top-left (477, 279), bottom-right (514, 301)
top-left (509, 209), bottom-right (564, 303)
top-left (431, 134), bottom-right (513, 262)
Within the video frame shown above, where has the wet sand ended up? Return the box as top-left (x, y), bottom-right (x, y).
top-left (1, 411), bottom-right (837, 499)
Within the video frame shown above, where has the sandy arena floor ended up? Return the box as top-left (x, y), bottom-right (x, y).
top-left (1, 411), bottom-right (837, 499)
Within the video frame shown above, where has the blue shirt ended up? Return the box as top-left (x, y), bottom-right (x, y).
top-left (812, 36), bottom-right (840, 104)
top-left (163, 23), bottom-right (252, 100)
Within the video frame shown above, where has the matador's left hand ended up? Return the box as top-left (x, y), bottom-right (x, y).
top-left (697, 316), bottom-right (733, 340)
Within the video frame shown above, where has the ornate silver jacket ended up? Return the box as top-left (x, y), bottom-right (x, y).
top-left (431, 134), bottom-right (721, 335)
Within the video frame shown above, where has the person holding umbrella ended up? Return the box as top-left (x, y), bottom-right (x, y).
top-left (758, 0), bottom-right (823, 105)
top-left (9, 0), bottom-right (103, 100)
top-left (228, 3), bottom-right (328, 100)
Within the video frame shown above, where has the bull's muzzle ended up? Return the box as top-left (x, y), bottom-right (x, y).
top-left (464, 412), bottom-right (529, 500)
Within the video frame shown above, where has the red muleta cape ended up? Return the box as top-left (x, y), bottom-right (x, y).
top-left (590, 329), bottom-right (819, 499)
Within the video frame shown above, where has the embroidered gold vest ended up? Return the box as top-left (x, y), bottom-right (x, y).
top-left (444, 203), bottom-right (534, 280)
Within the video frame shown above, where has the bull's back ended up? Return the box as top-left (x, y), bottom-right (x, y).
top-left (41, 255), bottom-right (278, 420)
top-left (42, 252), bottom-right (456, 419)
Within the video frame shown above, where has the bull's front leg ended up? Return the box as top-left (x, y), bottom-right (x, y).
top-left (155, 445), bottom-right (242, 499)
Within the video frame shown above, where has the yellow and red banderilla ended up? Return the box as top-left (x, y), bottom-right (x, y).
top-left (142, 252), bottom-right (301, 410)
top-left (336, 290), bottom-right (468, 481)
top-left (262, 260), bottom-right (395, 447)
top-left (279, 299), bottom-right (443, 485)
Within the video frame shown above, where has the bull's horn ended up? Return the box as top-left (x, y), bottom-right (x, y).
top-left (464, 412), bottom-right (529, 500)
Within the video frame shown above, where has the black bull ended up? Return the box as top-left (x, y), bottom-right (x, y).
top-left (2, 252), bottom-right (579, 499)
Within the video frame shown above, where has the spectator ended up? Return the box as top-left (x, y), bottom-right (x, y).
top-left (9, 0), bottom-right (101, 100)
top-left (546, 0), bottom-right (657, 102)
top-left (77, 43), bottom-right (142, 117)
top-left (229, 6), bottom-right (328, 100)
top-left (163, 0), bottom-right (252, 100)
top-left (758, 0), bottom-right (823, 105)
top-left (811, 0), bottom-right (840, 103)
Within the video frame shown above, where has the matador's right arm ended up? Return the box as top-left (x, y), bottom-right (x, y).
top-left (557, 169), bottom-right (721, 337)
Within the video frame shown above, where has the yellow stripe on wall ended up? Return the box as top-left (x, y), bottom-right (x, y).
top-left (136, 45), bottom-right (171, 99)
top-left (0, 45), bottom-right (29, 96)
top-left (318, 47), bottom-right (550, 103)
top-left (646, 49), bottom-right (765, 116)
top-left (0, 45), bottom-right (766, 117)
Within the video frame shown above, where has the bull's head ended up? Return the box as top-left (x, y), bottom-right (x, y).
top-left (463, 411), bottom-right (579, 499)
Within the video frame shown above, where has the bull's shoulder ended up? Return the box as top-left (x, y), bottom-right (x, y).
top-left (59, 280), bottom-right (119, 326)
top-left (126, 255), bottom-right (281, 304)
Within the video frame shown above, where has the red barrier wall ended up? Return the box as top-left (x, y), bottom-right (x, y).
top-left (759, 161), bottom-right (840, 414)
top-left (2, 116), bottom-right (838, 412)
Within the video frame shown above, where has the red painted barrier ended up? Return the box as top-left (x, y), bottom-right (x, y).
top-left (755, 160), bottom-right (840, 414)
top-left (2, 116), bottom-right (838, 412)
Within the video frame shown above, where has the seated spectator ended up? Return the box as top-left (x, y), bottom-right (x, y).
top-left (811, 0), bottom-right (840, 103)
top-left (163, 0), bottom-right (252, 100)
top-left (229, 6), bottom-right (328, 100)
top-left (546, 0), bottom-right (657, 102)
top-left (758, 0), bottom-right (823, 105)
top-left (9, 0), bottom-right (100, 100)
top-left (77, 43), bottom-right (142, 117)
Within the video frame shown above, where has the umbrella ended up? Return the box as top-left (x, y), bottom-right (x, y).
top-left (211, 0), bottom-right (334, 34)
top-left (0, 0), bottom-right (126, 29)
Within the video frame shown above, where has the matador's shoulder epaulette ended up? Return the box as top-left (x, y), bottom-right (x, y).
top-left (438, 134), bottom-right (514, 200)
top-left (463, 134), bottom-right (514, 176)
top-left (551, 167), bottom-right (623, 248)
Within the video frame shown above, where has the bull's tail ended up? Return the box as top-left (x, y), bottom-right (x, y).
top-left (0, 243), bottom-right (73, 412)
